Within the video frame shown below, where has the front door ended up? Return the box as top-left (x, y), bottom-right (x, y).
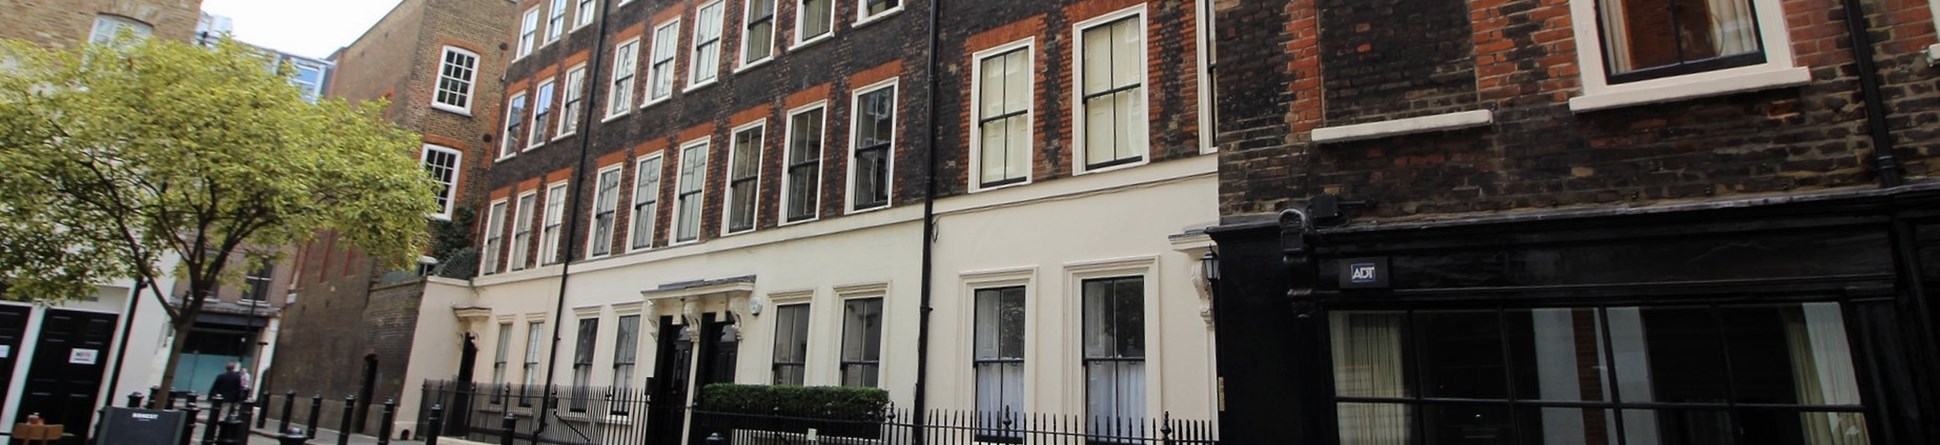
top-left (16, 309), bottom-right (118, 445)
top-left (647, 316), bottom-right (693, 445)
top-left (0, 305), bottom-right (30, 414)
top-left (695, 318), bottom-right (737, 389)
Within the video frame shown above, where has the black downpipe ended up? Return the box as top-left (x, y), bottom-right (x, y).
top-left (1839, 0), bottom-right (1904, 188)
top-left (912, 0), bottom-right (941, 441)
top-left (535, 0), bottom-right (616, 438)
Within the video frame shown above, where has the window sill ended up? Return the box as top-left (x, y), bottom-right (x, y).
top-left (602, 111), bottom-right (630, 123)
top-left (1927, 43), bottom-right (1940, 66)
top-left (1568, 66), bottom-right (1811, 113)
top-left (494, 152), bottom-right (516, 163)
top-left (685, 79), bottom-right (718, 93)
top-left (854, 8), bottom-right (903, 28)
top-left (970, 177), bottom-right (1032, 194)
top-left (524, 141), bottom-right (545, 152)
top-left (1311, 109), bottom-right (1493, 144)
top-left (847, 203), bottom-right (890, 215)
top-left (552, 132), bottom-right (576, 142)
top-left (778, 215), bottom-right (820, 227)
top-left (640, 97), bottom-right (672, 110)
top-left (1075, 157), bottom-right (1148, 177)
top-left (431, 104), bottom-right (473, 117)
top-left (736, 57), bottom-right (773, 73)
top-left (792, 34), bottom-right (833, 52)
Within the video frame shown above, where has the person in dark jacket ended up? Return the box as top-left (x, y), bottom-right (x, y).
top-left (209, 362), bottom-right (246, 402)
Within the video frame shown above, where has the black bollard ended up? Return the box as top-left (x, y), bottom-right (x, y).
top-left (499, 413), bottom-right (516, 445)
top-left (424, 404), bottom-right (443, 445)
top-left (128, 391), bottom-right (145, 408)
top-left (256, 389), bottom-right (271, 429)
top-left (180, 398), bottom-right (201, 445)
top-left (337, 396), bottom-right (356, 445)
top-left (235, 398), bottom-right (256, 444)
top-left (279, 390), bottom-right (296, 433)
top-left (376, 399), bottom-right (396, 445)
top-left (307, 394), bottom-right (323, 440)
top-left (148, 386), bottom-right (161, 409)
top-left (202, 395), bottom-right (225, 445)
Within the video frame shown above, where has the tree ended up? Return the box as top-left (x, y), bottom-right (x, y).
top-left (0, 36), bottom-right (437, 404)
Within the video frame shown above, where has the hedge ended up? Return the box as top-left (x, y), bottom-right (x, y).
top-left (698, 384), bottom-right (890, 421)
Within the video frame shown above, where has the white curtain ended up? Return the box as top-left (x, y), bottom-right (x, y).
top-left (1783, 303), bottom-right (1870, 445)
top-left (1599, 0), bottom-right (1636, 73)
top-left (1706, 0), bottom-right (1759, 56)
top-left (1331, 312), bottom-right (1407, 445)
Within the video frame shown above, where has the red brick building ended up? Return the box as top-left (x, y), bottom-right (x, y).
top-left (1208, 0), bottom-right (1940, 442)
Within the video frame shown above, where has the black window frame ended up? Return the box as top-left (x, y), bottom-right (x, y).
top-left (771, 303), bottom-right (812, 385)
top-left (569, 317), bottom-right (599, 412)
top-left (839, 297), bottom-right (884, 387)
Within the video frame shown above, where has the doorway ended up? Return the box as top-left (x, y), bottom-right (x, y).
top-left (15, 309), bottom-right (118, 445)
top-left (646, 316), bottom-right (693, 445)
top-left (0, 305), bottom-right (29, 415)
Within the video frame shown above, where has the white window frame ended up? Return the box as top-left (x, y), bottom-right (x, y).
top-left (547, 0), bottom-right (570, 44)
top-left (645, 19), bottom-right (682, 106)
top-left (606, 38), bottom-right (641, 120)
top-left (769, 301), bottom-right (814, 386)
top-left (781, 102), bottom-right (827, 226)
top-left (628, 154), bottom-right (665, 252)
top-left (969, 39), bottom-right (1035, 193)
top-left (689, 1), bottom-right (726, 89)
top-left (671, 138), bottom-right (711, 245)
top-left (480, 199), bottom-right (509, 275)
top-left (793, 0), bottom-right (836, 48)
top-left (421, 145), bottom-right (464, 220)
top-left (528, 79), bottom-right (556, 150)
top-left (959, 267), bottom-right (1038, 418)
top-left (738, 0), bottom-right (778, 71)
top-left (1564, 0), bottom-right (1807, 112)
top-left (854, 0), bottom-right (902, 27)
top-left (433, 46), bottom-right (480, 114)
top-left (540, 181), bottom-right (569, 265)
top-left (558, 65), bottom-right (588, 138)
top-left (846, 79), bottom-right (897, 213)
top-left (722, 121), bottom-right (765, 236)
top-left (509, 191), bottom-right (538, 271)
top-left (587, 164), bottom-right (625, 259)
top-left (576, 0), bottom-right (598, 29)
top-left (518, 7), bottom-right (541, 58)
top-left (89, 15), bottom-right (153, 46)
top-left (835, 284), bottom-right (888, 388)
top-left (500, 91), bottom-right (528, 161)
top-left (1069, 6), bottom-right (1152, 176)
top-left (1062, 256), bottom-right (1161, 420)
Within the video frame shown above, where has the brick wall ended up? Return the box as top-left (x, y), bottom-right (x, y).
top-left (1215, 0), bottom-right (1940, 222)
top-left (1, 0), bottom-right (203, 49)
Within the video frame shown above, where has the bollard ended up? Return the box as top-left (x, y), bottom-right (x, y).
top-left (424, 404), bottom-right (443, 445)
top-left (707, 432), bottom-right (725, 444)
top-left (337, 396), bottom-right (356, 445)
top-left (128, 391), bottom-right (145, 408)
top-left (235, 398), bottom-right (256, 444)
top-left (280, 390), bottom-right (297, 433)
top-left (148, 386), bottom-right (162, 409)
top-left (499, 413), bottom-right (516, 445)
top-left (306, 394), bottom-right (323, 440)
top-left (180, 398), bottom-right (201, 445)
top-left (376, 399), bottom-right (396, 445)
top-left (277, 427), bottom-right (310, 445)
top-left (257, 389), bottom-right (271, 429)
top-left (202, 395), bottom-right (225, 445)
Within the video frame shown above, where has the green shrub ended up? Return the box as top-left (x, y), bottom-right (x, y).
top-left (699, 384), bottom-right (890, 421)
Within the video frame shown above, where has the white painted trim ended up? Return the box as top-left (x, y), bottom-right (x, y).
top-left (556, 64), bottom-right (588, 138)
top-left (480, 198), bottom-right (510, 276)
top-left (968, 38), bottom-right (1037, 193)
top-left (1311, 109), bottom-right (1493, 144)
top-left (421, 144), bottom-right (464, 219)
top-left (847, 78), bottom-right (899, 214)
top-left (500, 91), bottom-right (528, 161)
top-left (526, 78), bottom-right (558, 151)
top-left (641, 281), bottom-right (756, 301)
top-left (737, 0), bottom-right (778, 71)
top-left (540, 181), bottom-right (571, 265)
top-left (722, 121), bottom-right (768, 237)
top-left (1927, 44), bottom-right (1940, 66)
top-left (853, 0), bottom-right (903, 27)
top-left (585, 164), bottom-right (626, 260)
top-left (1061, 255), bottom-right (1162, 419)
top-left (433, 46), bottom-right (481, 114)
top-left (1070, 5), bottom-right (1152, 176)
top-left (780, 102), bottom-right (829, 226)
top-left (1194, 0), bottom-right (1215, 154)
top-left (644, 19), bottom-right (683, 106)
top-left (1567, 67), bottom-right (1811, 112)
top-left (517, 7), bottom-right (541, 59)
top-left (570, 205), bottom-right (922, 276)
top-left (1565, 0), bottom-right (1801, 109)
top-left (508, 190), bottom-right (541, 272)
top-left (605, 38), bottom-right (642, 120)
top-left (937, 154), bottom-right (1216, 217)
top-left (669, 138), bottom-right (713, 246)
top-left (688, 1), bottom-right (727, 88)
top-left (792, 0), bottom-right (837, 48)
top-left (957, 266), bottom-right (1038, 412)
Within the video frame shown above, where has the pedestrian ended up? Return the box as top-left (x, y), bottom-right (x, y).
top-left (209, 362), bottom-right (246, 402)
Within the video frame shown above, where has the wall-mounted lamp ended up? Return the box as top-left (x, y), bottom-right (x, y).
top-left (1201, 250), bottom-right (1220, 284)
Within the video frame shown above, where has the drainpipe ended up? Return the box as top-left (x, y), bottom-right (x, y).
top-left (534, 0), bottom-right (615, 437)
top-left (912, 0), bottom-right (941, 440)
top-left (1839, 0), bottom-right (1904, 188)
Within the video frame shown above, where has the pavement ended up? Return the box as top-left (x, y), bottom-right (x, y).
top-left (245, 424), bottom-right (421, 445)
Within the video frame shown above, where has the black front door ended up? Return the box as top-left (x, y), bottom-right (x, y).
top-left (17, 309), bottom-right (118, 445)
top-left (0, 305), bottom-right (29, 414)
top-left (647, 317), bottom-right (693, 445)
top-left (695, 318), bottom-right (737, 388)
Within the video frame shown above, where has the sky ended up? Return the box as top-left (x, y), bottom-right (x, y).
top-left (198, 0), bottom-right (405, 59)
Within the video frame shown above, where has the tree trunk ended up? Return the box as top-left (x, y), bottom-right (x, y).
top-left (156, 316), bottom-right (195, 408)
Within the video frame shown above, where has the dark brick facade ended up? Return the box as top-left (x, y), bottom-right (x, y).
top-left (475, 0), bottom-right (1211, 272)
top-left (1214, 0), bottom-right (1940, 222)
top-left (270, 0), bottom-right (514, 433)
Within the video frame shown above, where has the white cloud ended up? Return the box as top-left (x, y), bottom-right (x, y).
top-left (200, 0), bottom-right (405, 59)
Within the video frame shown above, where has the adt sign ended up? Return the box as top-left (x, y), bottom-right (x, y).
top-left (1339, 257), bottom-right (1389, 289)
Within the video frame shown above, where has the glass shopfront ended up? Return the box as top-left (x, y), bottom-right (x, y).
top-left (1329, 302), bottom-right (1871, 445)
